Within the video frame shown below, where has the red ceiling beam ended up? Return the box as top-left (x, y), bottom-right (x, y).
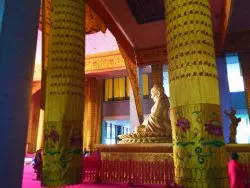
top-left (39, 8), bottom-right (42, 31)
top-left (218, 0), bottom-right (232, 52)
top-left (87, 0), bottom-right (136, 63)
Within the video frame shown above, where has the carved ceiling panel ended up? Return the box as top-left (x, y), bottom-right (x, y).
top-left (224, 31), bottom-right (250, 53)
top-left (126, 0), bottom-right (165, 24)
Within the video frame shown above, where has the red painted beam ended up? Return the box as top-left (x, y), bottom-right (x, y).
top-left (39, 8), bottom-right (42, 31)
top-left (219, 0), bottom-right (232, 52)
top-left (87, 0), bottom-right (136, 63)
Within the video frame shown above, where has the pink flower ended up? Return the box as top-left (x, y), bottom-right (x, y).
top-left (176, 118), bottom-right (190, 132)
top-left (205, 121), bottom-right (223, 136)
top-left (49, 130), bottom-right (60, 143)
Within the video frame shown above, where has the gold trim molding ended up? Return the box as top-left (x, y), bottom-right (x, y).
top-left (96, 143), bottom-right (173, 162)
top-left (85, 50), bottom-right (125, 73)
top-left (101, 152), bottom-right (173, 162)
top-left (135, 46), bottom-right (167, 65)
top-left (95, 143), bottom-right (173, 153)
top-left (34, 51), bottom-right (126, 81)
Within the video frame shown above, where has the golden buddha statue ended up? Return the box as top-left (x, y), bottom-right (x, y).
top-left (119, 85), bottom-right (172, 144)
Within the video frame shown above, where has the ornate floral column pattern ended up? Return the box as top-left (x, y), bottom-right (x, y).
top-left (164, 0), bottom-right (228, 187)
top-left (152, 64), bottom-right (163, 86)
top-left (42, 0), bottom-right (85, 186)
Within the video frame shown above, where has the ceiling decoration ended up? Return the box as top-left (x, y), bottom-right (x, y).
top-left (39, 4), bottom-right (107, 34)
top-left (85, 4), bottom-right (107, 34)
top-left (126, 0), bottom-right (165, 24)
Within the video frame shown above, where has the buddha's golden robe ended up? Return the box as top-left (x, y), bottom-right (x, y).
top-left (142, 95), bottom-right (171, 135)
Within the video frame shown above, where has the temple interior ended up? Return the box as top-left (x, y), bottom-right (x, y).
top-left (1, 0), bottom-right (250, 187)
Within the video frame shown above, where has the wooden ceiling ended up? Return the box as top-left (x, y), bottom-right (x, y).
top-left (127, 0), bottom-right (165, 24)
top-left (223, 0), bottom-right (250, 53)
top-left (102, 0), bottom-right (225, 47)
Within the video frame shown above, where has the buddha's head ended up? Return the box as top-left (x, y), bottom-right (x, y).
top-left (150, 84), bottom-right (165, 102)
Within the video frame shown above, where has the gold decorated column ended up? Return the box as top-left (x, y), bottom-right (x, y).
top-left (83, 78), bottom-right (103, 151)
top-left (26, 92), bottom-right (41, 153)
top-left (152, 64), bottom-right (163, 86)
top-left (42, 0), bottom-right (85, 186)
top-left (164, 0), bottom-right (227, 187)
top-left (85, 78), bottom-right (96, 150)
top-left (36, 109), bottom-right (45, 150)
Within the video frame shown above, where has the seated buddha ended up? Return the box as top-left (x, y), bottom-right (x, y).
top-left (136, 84), bottom-right (172, 135)
top-left (119, 84), bottom-right (172, 143)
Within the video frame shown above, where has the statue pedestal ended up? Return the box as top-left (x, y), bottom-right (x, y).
top-left (93, 144), bottom-right (250, 186)
top-left (118, 132), bottom-right (172, 144)
top-left (95, 143), bottom-right (173, 161)
top-left (94, 143), bottom-right (174, 186)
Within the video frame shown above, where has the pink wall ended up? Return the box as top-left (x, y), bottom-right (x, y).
top-left (103, 100), bottom-right (129, 117)
top-left (102, 98), bottom-right (153, 118)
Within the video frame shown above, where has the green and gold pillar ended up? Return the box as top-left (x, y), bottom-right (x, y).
top-left (42, 0), bottom-right (85, 186)
top-left (164, 0), bottom-right (228, 187)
